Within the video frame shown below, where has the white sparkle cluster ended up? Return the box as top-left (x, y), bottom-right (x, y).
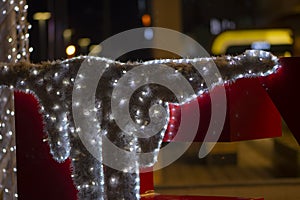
top-left (0, 87), bottom-right (18, 199)
top-left (1, 0), bottom-right (31, 62)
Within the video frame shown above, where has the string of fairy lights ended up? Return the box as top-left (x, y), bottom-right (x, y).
top-left (1, 0), bottom-right (31, 63)
top-left (0, 1), bottom-right (30, 199)
top-left (0, 88), bottom-right (18, 199)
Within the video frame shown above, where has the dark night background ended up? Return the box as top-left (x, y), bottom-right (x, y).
top-left (27, 0), bottom-right (300, 62)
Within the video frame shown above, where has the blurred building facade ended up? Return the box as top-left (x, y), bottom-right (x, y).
top-left (27, 0), bottom-right (300, 62)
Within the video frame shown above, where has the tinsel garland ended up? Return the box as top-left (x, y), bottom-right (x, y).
top-left (0, 0), bottom-right (30, 62)
top-left (0, 87), bottom-right (17, 199)
top-left (0, 50), bottom-right (279, 200)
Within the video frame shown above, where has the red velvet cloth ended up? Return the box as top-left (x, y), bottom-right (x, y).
top-left (260, 57), bottom-right (300, 144)
top-left (164, 77), bottom-right (281, 142)
top-left (15, 91), bottom-right (77, 200)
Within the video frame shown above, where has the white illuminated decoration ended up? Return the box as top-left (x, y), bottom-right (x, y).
top-left (0, 0), bottom-right (30, 199)
top-left (0, 87), bottom-right (17, 199)
top-left (0, 3), bottom-right (281, 199)
top-left (0, 0), bottom-right (31, 63)
top-left (0, 50), bottom-right (279, 199)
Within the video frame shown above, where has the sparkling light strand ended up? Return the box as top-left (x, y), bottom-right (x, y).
top-left (0, 0), bottom-right (30, 63)
top-left (0, 87), bottom-right (18, 199)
